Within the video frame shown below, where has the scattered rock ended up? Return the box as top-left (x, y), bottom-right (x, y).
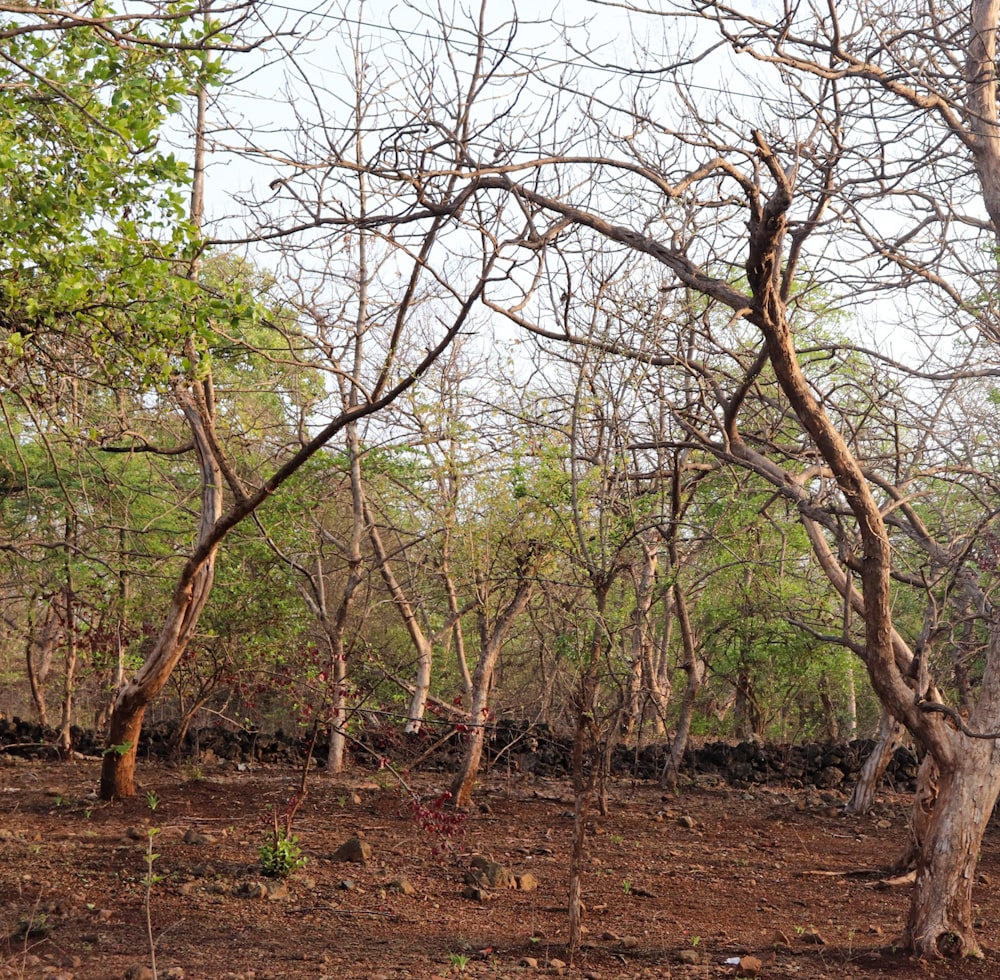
top-left (517, 872), bottom-right (539, 892)
top-left (122, 967), bottom-right (154, 980)
top-left (265, 879), bottom-right (289, 901)
top-left (815, 766), bottom-right (844, 789)
top-left (125, 826), bottom-right (146, 841)
top-left (519, 956), bottom-right (539, 968)
top-left (677, 814), bottom-right (696, 829)
top-left (461, 885), bottom-right (489, 902)
top-left (468, 856), bottom-right (517, 888)
top-left (620, 936), bottom-right (639, 949)
top-left (338, 879), bottom-right (355, 891)
top-left (332, 837), bottom-right (372, 865)
top-left (182, 828), bottom-right (214, 846)
top-left (232, 880), bottom-right (267, 899)
top-left (677, 948), bottom-right (700, 965)
top-left (387, 877), bottom-right (415, 895)
top-left (739, 954), bottom-right (763, 976)
top-left (799, 926), bottom-right (826, 945)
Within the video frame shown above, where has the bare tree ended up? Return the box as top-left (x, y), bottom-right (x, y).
top-left (286, 0), bottom-right (1000, 956)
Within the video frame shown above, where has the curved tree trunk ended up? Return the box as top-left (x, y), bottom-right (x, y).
top-left (903, 739), bottom-right (1000, 958)
top-left (450, 574), bottom-right (536, 807)
top-left (662, 580), bottom-right (703, 791)
top-left (365, 500), bottom-right (435, 734)
top-left (845, 706), bottom-right (905, 816)
top-left (99, 388), bottom-right (222, 800)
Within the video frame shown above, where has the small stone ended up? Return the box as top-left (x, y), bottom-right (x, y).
top-left (179, 881), bottom-right (200, 896)
top-left (546, 958), bottom-right (566, 971)
top-left (122, 967), bottom-right (154, 980)
top-left (621, 936), bottom-right (639, 949)
top-left (519, 957), bottom-right (539, 968)
top-left (265, 880), bottom-right (289, 901)
top-left (233, 880), bottom-right (267, 899)
top-left (125, 827), bottom-right (146, 841)
top-left (468, 856), bottom-right (517, 888)
top-left (799, 926), bottom-right (826, 945)
top-left (978, 873), bottom-right (991, 886)
top-left (815, 766), bottom-right (844, 789)
top-left (739, 955), bottom-right (763, 976)
top-left (388, 877), bottom-right (415, 895)
top-left (163, 969), bottom-right (186, 980)
top-left (182, 829), bottom-right (214, 846)
top-left (517, 872), bottom-right (539, 892)
top-left (677, 815), bottom-right (696, 829)
top-left (332, 837), bottom-right (372, 865)
top-left (677, 949), bottom-right (700, 965)
top-left (338, 879), bottom-right (355, 891)
top-left (461, 885), bottom-right (489, 902)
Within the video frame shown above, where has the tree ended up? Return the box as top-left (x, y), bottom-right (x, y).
top-left (297, 0), bottom-right (1000, 956)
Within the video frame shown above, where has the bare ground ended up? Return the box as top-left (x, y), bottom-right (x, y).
top-left (2, 754), bottom-right (999, 979)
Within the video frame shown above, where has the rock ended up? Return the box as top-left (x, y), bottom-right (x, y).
top-left (179, 881), bottom-right (200, 896)
top-left (677, 949), bottom-right (700, 965)
top-left (621, 936), bottom-right (639, 949)
top-left (163, 969), bottom-right (186, 980)
top-left (332, 837), bottom-right (371, 865)
top-left (468, 856), bottom-right (517, 888)
top-left (126, 826), bottom-right (146, 841)
top-left (677, 814), bottom-right (696, 829)
top-left (517, 872), bottom-right (539, 892)
top-left (265, 880), bottom-right (289, 900)
top-left (461, 885), bottom-right (489, 902)
top-left (182, 828), bottom-right (214, 846)
top-left (122, 967), bottom-right (154, 980)
top-left (233, 880), bottom-right (267, 899)
top-left (387, 877), bottom-right (415, 895)
top-left (799, 926), bottom-right (826, 945)
top-left (739, 955), bottom-right (763, 976)
top-left (546, 958), bottom-right (567, 971)
top-left (519, 957), bottom-right (539, 968)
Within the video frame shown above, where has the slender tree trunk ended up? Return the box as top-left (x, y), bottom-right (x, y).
top-left (663, 652), bottom-right (704, 791)
top-left (567, 586), bottom-right (608, 961)
top-left (100, 389), bottom-right (222, 800)
top-left (365, 501), bottom-right (435, 733)
top-left (846, 706), bottom-right (905, 816)
top-left (57, 582), bottom-right (77, 759)
top-left (24, 603), bottom-right (50, 728)
top-left (450, 576), bottom-right (535, 806)
top-left (621, 535), bottom-right (661, 743)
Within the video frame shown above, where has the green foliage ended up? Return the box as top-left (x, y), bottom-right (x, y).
top-left (258, 829), bottom-right (307, 880)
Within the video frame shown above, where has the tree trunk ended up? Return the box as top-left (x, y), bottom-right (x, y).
top-left (903, 739), bottom-right (1000, 958)
top-left (100, 387), bottom-right (222, 800)
top-left (845, 706), bottom-right (905, 816)
top-left (450, 575), bottom-right (536, 806)
top-left (365, 501), bottom-right (435, 734)
top-left (24, 603), bottom-right (50, 728)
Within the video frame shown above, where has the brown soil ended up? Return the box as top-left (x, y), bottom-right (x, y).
top-left (1, 755), bottom-right (998, 979)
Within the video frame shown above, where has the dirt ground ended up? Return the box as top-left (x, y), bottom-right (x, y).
top-left (2, 754), bottom-right (999, 980)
